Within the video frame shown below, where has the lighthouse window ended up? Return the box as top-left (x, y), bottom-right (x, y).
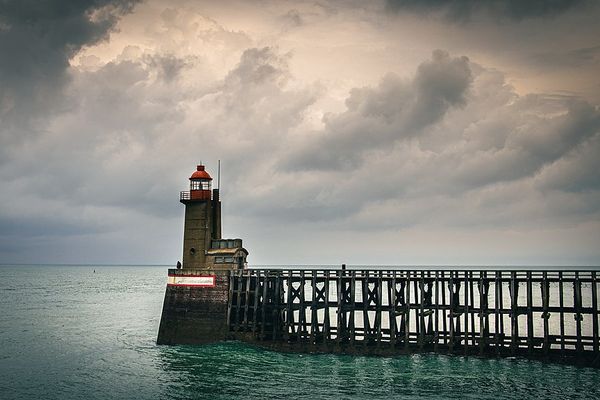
top-left (211, 239), bottom-right (242, 249)
top-left (214, 256), bottom-right (234, 264)
top-left (190, 180), bottom-right (211, 190)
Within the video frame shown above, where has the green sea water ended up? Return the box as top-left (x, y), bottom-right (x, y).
top-left (1, 265), bottom-right (600, 399)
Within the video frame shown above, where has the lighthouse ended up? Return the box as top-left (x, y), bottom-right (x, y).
top-left (179, 164), bottom-right (247, 270)
top-left (158, 163), bottom-right (249, 345)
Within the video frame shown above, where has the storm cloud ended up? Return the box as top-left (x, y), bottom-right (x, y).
top-left (284, 50), bottom-right (472, 170)
top-left (250, 53), bottom-right (600, 231)
top-left (0, 0), bottom-right (139, 122)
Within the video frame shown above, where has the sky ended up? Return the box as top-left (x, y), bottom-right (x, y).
top-left (0, 0), bottom-right (599, 266)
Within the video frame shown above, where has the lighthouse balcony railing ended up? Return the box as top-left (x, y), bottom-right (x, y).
top-left (180, 190), bottom-right (212, 201)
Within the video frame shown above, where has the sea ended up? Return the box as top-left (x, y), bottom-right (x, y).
top-left (1, 264), bottom-right (600, 400)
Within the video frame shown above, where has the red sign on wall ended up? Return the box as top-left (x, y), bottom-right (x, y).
top-left (167, 275), bottom-right (216, 287)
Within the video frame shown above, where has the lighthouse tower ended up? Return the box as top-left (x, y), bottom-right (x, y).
top-left (157, 163), bottom-right (248, 345)
top-left (179, 164), bottom-right (247, 270)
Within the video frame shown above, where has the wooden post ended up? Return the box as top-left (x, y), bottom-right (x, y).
top-left (510, 271), bottom-right (518, 355)
top-left (260, 271), bottom-right (268, 340)
top-left (350, 271), bottom-right (356, 345)
top-left (494, 271), bottom-right (500, 355)
top-left (284, 272), bottom-right (294, 341)
top-left (243, 271), bottom-right (252, 329)
top-left (526, 271), bottom-right (533, 356)
top-left (363, 270), bottom-right (371, 343)
top-left (541, 271), bottom-right (550, 356)
top-left (405, 271), bottom-right (411, 350)
top-left (252, 271), bottom-right (262, 334)
top-left (390, 271), bottom-right (397, 348)
top-left (419, 271), bottom-right (425, 350)
top-left (376, 271), bottom-right (383, 346)
top-left (464, 271), bottom-right (471, 356)
top-left (479, 271), bottom-right (486, 356)
top-left (336, 270), bottom-right (343, 344)
top-left (559, 271), bottom-right (565, 355)
top-left (498, 272), bottom-right (505, 351)
top-left (434, 271), bottom-right (440, 352)
top-left (593, 271), bottom-right (599, 354)
top-left (324, 270), bottom-right (331, 343)
top-left (413, 276), bottom-right (420, 345)
top-left (226, 270), bottom-right (235, 329)
top-left (449, 272), bottom-right (454, 353)
top-left (441, 271), bottom-right (447, 347)
top-left (310, 271), bottom-right (318, 343)
top-left (574, 272), bottom-right (583, 354)
top-left (454, 274), bottom-right (462, 351)
top-left (426, 271), bottom-right (434, 338)
top-left (299, 270), bottom-right (306, 341)
top-left (273, 271), bottom-right (282, 340)
top-left (235, 272), bottom-right (243, 331)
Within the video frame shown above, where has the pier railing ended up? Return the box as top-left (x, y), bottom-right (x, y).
top-left (227, 269), bottom-right (599, 364)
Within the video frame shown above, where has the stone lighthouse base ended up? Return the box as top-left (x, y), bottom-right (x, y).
top-left (156, 270), bottom-right (231, 345)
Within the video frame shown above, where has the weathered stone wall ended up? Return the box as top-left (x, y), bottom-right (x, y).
top-left (181, 200), bottom-right (212, 269)
top-left (156, 270), bottom-right (230, 345)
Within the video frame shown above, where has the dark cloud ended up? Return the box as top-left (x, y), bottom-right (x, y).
top-left (0, 0), bottom-right (139, 130)
top-left (234, 51), bottom-right (600, 231)
top-left (146, 54), bottom-right (190, 82)
top-left (450, 96), bottom-right (600, 190)
top-left (283, 50), bottom-right (471, 170)
top-left (386, 0), bottom-right (586, 22)
top-left (536, 132), bottom-right (600, 192)
top-left (224, 47), bottom-right (290, 87)
top-left (411, 50), bottom-right (471, 128)
top-left (512, 98), bottom-right (599, 162)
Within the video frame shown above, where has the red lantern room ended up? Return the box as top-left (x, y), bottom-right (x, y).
top-left (187, 164), bottom-right (212, 201)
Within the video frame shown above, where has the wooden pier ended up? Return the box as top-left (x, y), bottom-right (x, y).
top-left (227, 269), bottom-right (600, 366)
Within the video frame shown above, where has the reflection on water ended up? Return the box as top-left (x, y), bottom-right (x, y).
top-left (1, 265), bottom-right (599, 400)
